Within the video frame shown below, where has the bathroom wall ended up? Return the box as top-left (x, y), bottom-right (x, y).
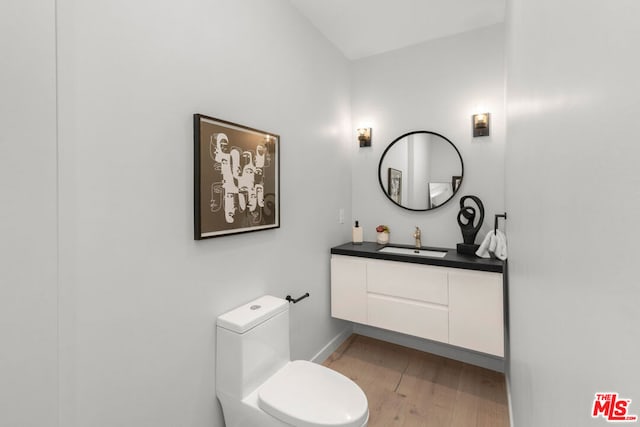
top-left (351, 24), bottom-right (506, 248)
top-left (0, 0), bottom-right (59, 425)
top-left (505, 0), bottom-right (640, 425)
top-left (1, 0), bottom-right (352, 426)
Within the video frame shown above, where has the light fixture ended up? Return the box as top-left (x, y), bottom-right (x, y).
top-left (472, 113), bottom-right (490, 137)
top-left (357, 128), bottom-right (372, 147)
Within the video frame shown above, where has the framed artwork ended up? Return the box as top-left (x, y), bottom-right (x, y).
top-left (194, 114), bottom-right (280, 240)
top-left (388, 168), bottom-right (402, 204)
top-left (452, 175), bottom-right (462, 192)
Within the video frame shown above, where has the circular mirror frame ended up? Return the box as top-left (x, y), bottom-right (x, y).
top-left (377, 130), bottom-right (464, 212)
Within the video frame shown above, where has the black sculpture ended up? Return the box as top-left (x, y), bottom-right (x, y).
top-left (456, 195), bottom-right (484, 255)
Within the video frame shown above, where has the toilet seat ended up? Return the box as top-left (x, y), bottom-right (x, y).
top-left (258, 360), bottom-right (368, 427)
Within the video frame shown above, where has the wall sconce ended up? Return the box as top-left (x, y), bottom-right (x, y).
top-left (472, 113), bottom-right (490, 137)
top-left (357, 128), bottom-right (372, 147)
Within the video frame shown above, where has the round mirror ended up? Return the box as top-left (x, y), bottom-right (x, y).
top-left (378, 131), bottom-right (463, 211)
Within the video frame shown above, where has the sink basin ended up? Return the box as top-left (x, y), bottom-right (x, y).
top-left (378, 246), bottom-right (448, 258)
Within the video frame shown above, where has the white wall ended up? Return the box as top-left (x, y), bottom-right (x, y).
top-left (505, 0), bottom-right (640, 425)
top-left (0, 1), bottom-right (353, 426)
top-left (351, 24), bottom-right (505, 248)
top-left (0, 1), bottom-right (59, 426)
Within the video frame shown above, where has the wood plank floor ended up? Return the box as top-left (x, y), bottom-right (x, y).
top-left (322, 334), bottom-right (509, 427)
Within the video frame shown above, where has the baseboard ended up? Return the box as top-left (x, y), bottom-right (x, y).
top-left (354, 324), bottom-right (505, 373)
top-left (310, 326), bottom-right (354, 364)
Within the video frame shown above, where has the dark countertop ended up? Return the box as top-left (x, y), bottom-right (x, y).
top-left (331, 241), bottom-right (505, 273)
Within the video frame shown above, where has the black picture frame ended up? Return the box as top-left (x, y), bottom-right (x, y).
top-left (452, 175), bottom-right (463, 192)
top-left (194, 114), bottom-right (280, 240)
top-left (388, 168), bottom-right (402, 204)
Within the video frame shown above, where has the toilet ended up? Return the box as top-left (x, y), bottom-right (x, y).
top-left (216, 295), bottom-right (369, 427)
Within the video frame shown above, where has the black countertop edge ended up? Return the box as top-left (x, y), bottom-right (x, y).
top-left (331, 242), bottom-right (505, 273)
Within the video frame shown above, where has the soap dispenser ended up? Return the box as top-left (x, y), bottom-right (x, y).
top-left (352, 221), bottom-right (363, 245)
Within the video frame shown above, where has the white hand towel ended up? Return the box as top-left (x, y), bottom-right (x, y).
top-left (475, 229), bottom-right (508, 260)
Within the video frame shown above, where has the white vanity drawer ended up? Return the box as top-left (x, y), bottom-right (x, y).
top-left (367, 259), bottom-right (448, 305)
top-left (367, 293), bottom-right (449, 343)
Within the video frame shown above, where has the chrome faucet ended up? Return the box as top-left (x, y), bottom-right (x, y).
top-left (413, 226), bottom-right (422, 248)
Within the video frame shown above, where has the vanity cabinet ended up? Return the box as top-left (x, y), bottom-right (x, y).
top-left (330, 253), bottom-right (504, 357)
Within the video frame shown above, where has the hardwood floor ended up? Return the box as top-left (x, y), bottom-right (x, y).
top-left (322, 334), bottom-right (509, 427)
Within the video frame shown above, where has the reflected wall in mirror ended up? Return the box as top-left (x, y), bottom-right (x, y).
top-left (378, 131), bottom-right (463, 211)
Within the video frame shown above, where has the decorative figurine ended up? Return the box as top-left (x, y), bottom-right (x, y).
top-left (456, 195), bottom-right (484, 255)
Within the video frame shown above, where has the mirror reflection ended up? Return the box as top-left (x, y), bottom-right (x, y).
top-left (378, 131), bottom-right (463, 211)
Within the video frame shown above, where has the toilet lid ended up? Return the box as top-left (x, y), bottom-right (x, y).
top-left (258, 360), bottom-right (368, 427)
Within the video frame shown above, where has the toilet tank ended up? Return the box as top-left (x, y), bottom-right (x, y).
top-left (216, 296), bottom-right (290, 399)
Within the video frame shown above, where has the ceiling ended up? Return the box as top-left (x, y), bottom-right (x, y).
top-left (288, 0), bottom-right (505, 60)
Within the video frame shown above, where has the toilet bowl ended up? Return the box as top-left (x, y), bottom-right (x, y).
top-left (216, 295), bottom-right (369, 427)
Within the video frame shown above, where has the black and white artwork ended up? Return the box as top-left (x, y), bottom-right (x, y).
top-left (388, 168), bottom-right (402, 204)
top-left (194, 114), bottom-right (279, 239)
